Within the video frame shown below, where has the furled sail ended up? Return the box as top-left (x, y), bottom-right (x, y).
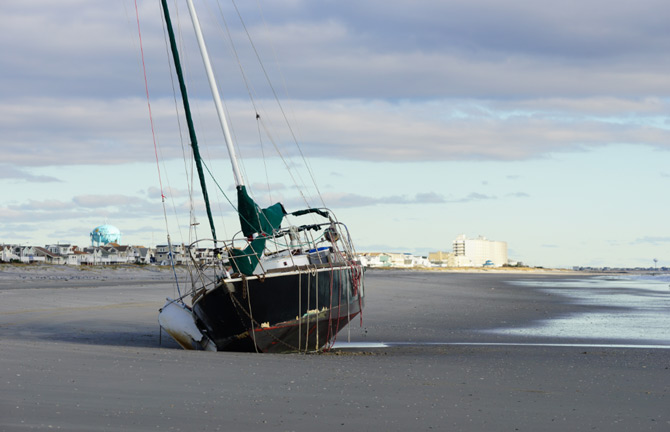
top-left (237, 185), bottom-right (285, 237)
top-left (230, 185), bottom-right (285, 275)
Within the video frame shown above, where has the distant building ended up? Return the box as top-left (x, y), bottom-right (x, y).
top-left (428, 251), bottom-right (454, 266)
top-left (452, 234), bottom-right (508, 267)
top-left (1, 244), bottom-right (16, 262)
top-left (156, 244), bottom-right (187, 265)
top-left (35, 247), bottom-right (65, 265)
top-left (0, 241), bottom-right (155, 266)
top-left (359, 252), bottom-right (431, 268)
top-left (358, 252), bottom-right (392, 268)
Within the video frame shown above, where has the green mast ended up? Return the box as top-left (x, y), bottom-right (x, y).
top-left (160, 0), bottom-right (217, 242)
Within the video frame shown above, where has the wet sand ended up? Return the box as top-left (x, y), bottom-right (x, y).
top-left (1, 266), bottom-right (668, 431)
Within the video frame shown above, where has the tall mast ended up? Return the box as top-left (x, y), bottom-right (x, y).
top-left (160, 0), bottom-right (217, 242)
top-left (185, 0), bottom-right (245, 187)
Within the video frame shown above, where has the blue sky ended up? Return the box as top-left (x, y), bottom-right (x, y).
top-left (1, 0), bottom-right (669, 268)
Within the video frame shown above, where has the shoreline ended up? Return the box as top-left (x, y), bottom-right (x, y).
top-left (367, 266), bottom-right (582, 275)
top-left (364, 265), bottom-right (670, 276)
top-left (2, 261), bottom-right (667, 278)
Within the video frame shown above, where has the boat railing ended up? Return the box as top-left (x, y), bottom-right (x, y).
top-left (185, 217), bottom-right (358, 282)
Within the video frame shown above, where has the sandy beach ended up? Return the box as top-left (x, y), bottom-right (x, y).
top-left (1, 265), bottom-right (668, 431)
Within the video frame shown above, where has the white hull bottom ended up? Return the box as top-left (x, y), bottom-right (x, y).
top-left (158, 299), bottom-right (216, 351)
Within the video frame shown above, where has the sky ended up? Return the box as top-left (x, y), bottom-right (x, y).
top-left (1, 0), bottom-right (669, 268)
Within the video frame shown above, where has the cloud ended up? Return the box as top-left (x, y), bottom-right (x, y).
top-left (72, 195), bottom-right (144, 208)
top-left (214, 1), bottom-right (670, 100)
top-left (3, 1), bottom-right (670, 103)
top-left (286, 191), bottom-right (496, 209)
top-left (414, 192), bottom-right (446, 204)
top-left (632, 236), bottom-right (670, 246)
top-left (0, 165), bottom-right (60, 183)
top-left (288, 98), bottom-right (670, 162)
top-left (1, 0), bottom-right (669, 170)
top-left (248, 182), bottom-right (288, 194)
top-left (456, 193), bottom-right (495, 202)
top-left (1, 194), bottom-right (170, 224)
top-left (145, 186), bottom-right (192, 199)
top-left (0, 208), bottom-right (24, 219)
top-left (10, 200), bottom-right (72, 211)
top-left (8, 95), bottom-right (666, 170)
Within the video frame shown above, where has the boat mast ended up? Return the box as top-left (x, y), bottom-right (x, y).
top-left (160, 0), bottom-right (217, 242)
top-left (185, 0), bottom-right (245, 187)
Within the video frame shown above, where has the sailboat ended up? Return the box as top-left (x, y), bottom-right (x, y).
top-left (154, 0), bottom-right (364, 353)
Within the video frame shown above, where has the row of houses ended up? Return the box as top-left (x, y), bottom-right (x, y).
top-left (3, 243), bottom-right (432, 268)
top-left (0, 243), bottom-right (220, 266)
top-left (2, 235), bottom-right (511, 269)
top-left (359, 252), bottom-right (432, 268)
top-left (2, 243), bottom-right (155, 265)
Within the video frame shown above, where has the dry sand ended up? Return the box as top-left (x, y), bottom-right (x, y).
top-left (1, 265), bottom-right (668, 431)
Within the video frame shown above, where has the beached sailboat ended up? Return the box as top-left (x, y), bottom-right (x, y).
top-left (154, 0), bottom-right (364, 353)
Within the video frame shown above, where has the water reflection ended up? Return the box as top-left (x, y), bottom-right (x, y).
top-left (490, 275), bottom-right (670, 343)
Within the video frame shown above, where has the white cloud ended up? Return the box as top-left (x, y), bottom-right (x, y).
top-left (72, 195), bottom-right (144, 208)
top-left (2, 95), bottom-right (668, 169)
top-left (1, 1), bottom-right (668, 169)
top-left (0, 165), bottom-right (60, 182)
top-left (633, 236), bottom-right (670, 246)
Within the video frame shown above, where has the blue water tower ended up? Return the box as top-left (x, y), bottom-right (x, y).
top-left (90, 224), bottom-right (122, 246)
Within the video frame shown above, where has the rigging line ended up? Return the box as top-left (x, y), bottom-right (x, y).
top-left (172, 0), bottom-right (212, 244)
top-left (213, 0), bottom-right (315, 211)
top-left (305, 272), bottom-right (311, 353)
top-left (162, 0), bottom-right (219, 244)
top-left (256, 114), bottom-right (318, 212)
top-left (213, 0), bottom-right (280, 190)
top-left (122, 1), bottom-right (144, 80)
top-left (214, 0), bottom-right (257, 111)
top-left (169, 1), bottom-right (206, 241)
top-left (251, 0), bottom-right (322, 205)
top-left (253, 0), bottom-right (296, 125)
top-left (257, 116), bottom-right (311, 208)
top-left (213, 0), bottom-right (307, 206)
top-left (204, 0), bottom-right (263, 200)
top-left (200, 160), bottom-right (267, 237)
top-left (231, 0), bottom-right (326, 208)
top-left (191, 1), bottom-right (253, 194)
top-left (298, 270), bottom-right (302, 351)
top-left (157, 5), bottom-right (188, 249)
top-left (213, 0), bottom-right (279, 180)
top-left (135, 0), bottom-right (180, 296)
top-left (201, 158), bottom-right (284, 242)
top-left (163, 1), bottom-right (196, 240)
top-left (244, 278), bottom-right (260, 353)
top-left (257, 115), bottom-right (272, 203)
top-left (160, 6), bottom-right (196, 225)
top-left (175, 4), bottom-right (280, 236)
top-left (178, 53), bottom-right (231, 240)
top-left (175, 52), bottom-right (231, 240)
top-left (214, 3), bottom-right (276, 204)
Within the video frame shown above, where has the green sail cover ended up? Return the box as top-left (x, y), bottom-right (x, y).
top-left (229, 237), bottom-right (267, 276)
top-left (237, 186), bottom-right (285, 237)
top-left (230, 186), bottom-right (285, 275)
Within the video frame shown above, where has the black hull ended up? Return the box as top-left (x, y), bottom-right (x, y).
top-left (191, 264), bottom-right (364, 353)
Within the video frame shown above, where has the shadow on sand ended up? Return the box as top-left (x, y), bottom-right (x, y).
top-left (2, 319), bottom-right (182, 350)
